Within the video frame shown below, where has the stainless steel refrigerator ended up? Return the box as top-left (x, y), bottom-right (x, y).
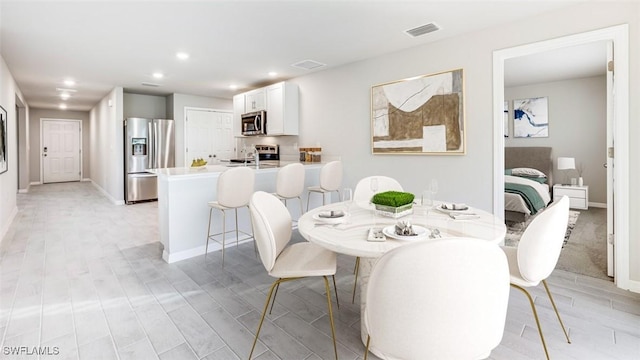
top-left (124, 118), bottom-right (175, 204)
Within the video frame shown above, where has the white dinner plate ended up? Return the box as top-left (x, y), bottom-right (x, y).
top-left (434, 204), bottom-right (470, 214)
top-left (312, 212), bottom-right (349, 224)
top-left (382, 225), bottom-right (429, 241)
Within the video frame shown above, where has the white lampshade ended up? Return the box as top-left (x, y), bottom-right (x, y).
top-left (557, 157), bottom-right (576, 170)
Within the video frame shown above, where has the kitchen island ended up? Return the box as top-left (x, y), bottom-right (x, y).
top-left (149, 162), bottom-right (324, 263)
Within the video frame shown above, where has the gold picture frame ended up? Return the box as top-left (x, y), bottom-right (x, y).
top-left (371, 69), bottom-right (465, 155)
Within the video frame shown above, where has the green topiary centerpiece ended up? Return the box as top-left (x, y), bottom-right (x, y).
top-left (371, 191), bottom-right (415, 218)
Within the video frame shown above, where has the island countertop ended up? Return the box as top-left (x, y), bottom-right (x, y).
top-left (148, 161), bottom-right (323, 177)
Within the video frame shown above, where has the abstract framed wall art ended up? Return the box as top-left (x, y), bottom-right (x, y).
top-left (513, 97), bottom-right (548, 138)
top-left (0, 106), bottom-right (6, 175)
top-left (371, 69), bottom-right (465, 155)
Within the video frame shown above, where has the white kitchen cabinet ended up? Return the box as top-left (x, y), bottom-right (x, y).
top-left (232, 94), bottom-right (245, 136)
top-left (244, 89), bottom-right (266, 112)
top-left (266, 82), bottom-right (299, 135)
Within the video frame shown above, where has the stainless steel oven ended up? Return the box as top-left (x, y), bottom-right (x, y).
top-left (241, 111), bottom-right (267, 136)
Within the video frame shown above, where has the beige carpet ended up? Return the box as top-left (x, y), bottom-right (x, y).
top-left (504, 208), bottom-right (611, 281)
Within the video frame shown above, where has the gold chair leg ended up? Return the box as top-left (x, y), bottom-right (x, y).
top-left (542, 279), bottom-right (571, 344)
top-left (364, 335), bottom-right (371, 360)
top-left (205, 208), bottom-right (213, 259)
top-left (352, 257), bottom-right (360, 304)
top-left (269, 282), bottom-right (281, 315)
top-left (323, 276), bottom-right (338, 360)
top-left (332, 275), bottom-right (339, 309)
top-left (512, 284), bottom-right (550, 360)
top-left (249, 279), bottom-right (281, 360)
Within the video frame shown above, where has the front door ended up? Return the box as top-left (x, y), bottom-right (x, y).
top-left (42, 119), bottom-right (81, 183)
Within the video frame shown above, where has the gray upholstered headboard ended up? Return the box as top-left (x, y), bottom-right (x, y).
top-left (505, 147), bottom-right (553, 187)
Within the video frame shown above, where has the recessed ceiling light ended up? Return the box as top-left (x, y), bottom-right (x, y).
top-left (56, 87), bottom-right (77, 93)
top-left (64, 79), bottom-right (75, 86)
top-left (268, 71), bottom-right (277, 77)
top-left (59, 104), bottom-right (67, 110)
top-left (176, 52), bottom-right (190, 60)
top-left (60, 93), bottom-right (70, 100)
top-left (152, 72), bottom-right (164, 79)
top-left (229, 84), bottom-right (238, 90)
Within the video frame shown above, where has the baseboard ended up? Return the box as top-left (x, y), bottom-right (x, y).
top-left (162, 238), bottom-right (254, 264)
top-left (81, 178), bottom-right (91, 182)
top-left (618, 278), bottom-right (640, 294)
top-left (0, 206), bottom-right (19, 245)
top-left (589, 202), bottom-right (607, 208)
top-left (29, 181), bottom-right (41, 186)
top-left (18, 189), bottom-right (28, 194)
top-left (89, 180), bottom-right (125, 205)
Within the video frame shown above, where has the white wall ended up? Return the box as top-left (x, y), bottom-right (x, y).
top-left (506, 76), bottom-right (607, 203)
top-left (167, 93), bottom-right (232, 167)
top-left (285, 2), bottom-right (639, 280)
top-left (0, 55), bottom-right (28, 243)
top-left (124, 93), bottom-right (167, 119)
top-left (28, 108), bottom-right (91, 183)
top-left (89, 87), bottom-right (124, 204)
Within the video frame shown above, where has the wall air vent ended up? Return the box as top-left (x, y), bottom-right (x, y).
top-left (291, 59), bottom-right (326, 70)
top-left (405, 23), bottom-right (440, 37)
top-left (141, 82), bottom-right (160, 87)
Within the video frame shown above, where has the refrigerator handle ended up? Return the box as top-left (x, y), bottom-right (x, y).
top-left (148, 120), bottom-right (155, 168)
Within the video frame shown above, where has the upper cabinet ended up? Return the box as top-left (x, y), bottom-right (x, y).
top-left (266, 82), bottom-right (298, 136)
top-left (245, 89), bottom-right (266, 112)
top-left (233, 81), bottom-right (299, 136)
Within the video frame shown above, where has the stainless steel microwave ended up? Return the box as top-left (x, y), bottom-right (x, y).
top-left (241, 111), bottom-right (267, 136)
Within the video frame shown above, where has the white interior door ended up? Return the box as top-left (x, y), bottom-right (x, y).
top-left (42, 119), bottom-right (81, 183)
top-left (185, 108), bottom-right (234, 165)
top-left (606, 42), bottom-right (615, 277)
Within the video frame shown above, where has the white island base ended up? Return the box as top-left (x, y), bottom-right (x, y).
top-left (151, 163), bottom-right (325, 263)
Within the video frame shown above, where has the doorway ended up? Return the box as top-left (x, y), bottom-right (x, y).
top-left (493, 24), bottom-right (632, 291)
top-left (41, 119), bottom-right (82, 183)
top-left (184, 108), bottom-right (234, 165)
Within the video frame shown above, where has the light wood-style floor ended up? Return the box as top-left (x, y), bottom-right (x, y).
top-left (1, 182), bottom-right (638, 359)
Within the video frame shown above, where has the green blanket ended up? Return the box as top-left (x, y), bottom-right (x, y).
top-left (505, 182), bottom-right (546, 215)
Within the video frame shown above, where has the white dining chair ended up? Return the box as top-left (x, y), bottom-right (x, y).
top-left (306, 160), bottom-right (342, 211)
top-left (363, 238), bottom-right (510, 360)
top-left (206, 166), bottom-right (255, 267)
top-left (248, 191), bottom-right (339, 360)
top-left (351, 175), bottom-right (404, 303)
top-left (273, 163), bottom-right (305, 220)
top-left (500, 195), bottom-right (571, 360)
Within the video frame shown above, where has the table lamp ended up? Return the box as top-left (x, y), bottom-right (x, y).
top-left (557, 157), bottom-right (576, 185)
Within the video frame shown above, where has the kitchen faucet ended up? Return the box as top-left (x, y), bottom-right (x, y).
top-left (253, 146), bottom-right (260, 168)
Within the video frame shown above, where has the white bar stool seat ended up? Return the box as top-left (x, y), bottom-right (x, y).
top-left (273, 163), bottom-right (305, 221)
top-left (206, 166), bottom-right (255, 267)
top-left (306, 160), bottom-right (342, 211)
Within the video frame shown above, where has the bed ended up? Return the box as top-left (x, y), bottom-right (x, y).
top-left (504, 147), bottom-right (553, 223)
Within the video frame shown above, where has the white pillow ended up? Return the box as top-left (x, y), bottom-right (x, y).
top-left (512, 167), bottom-right (546, 178)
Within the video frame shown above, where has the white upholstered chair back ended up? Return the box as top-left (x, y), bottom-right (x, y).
top-left (217, 167), bottom-right (255, 208)
top-left (276, 163), bottom-right (305, 199)
top-left (364, 238), bottom-right (510, 360)
top-left (353, 176), bottom-right (403, 202)
top-left (319, 161), bottom-right (342, 191)
top-left (517, 196), bottom-right (570, 284)
top-left (249, 191), bottom-right (293, 273)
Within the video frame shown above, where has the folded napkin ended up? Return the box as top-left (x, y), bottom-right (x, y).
top-left (449, 213), bottom-right (480, 220)
top-left (441, 203), bottom-right (468, 211)
top-left (318, 210), bottom-right (345, 218)
top-left (367, 228), bottom-right (386, 242)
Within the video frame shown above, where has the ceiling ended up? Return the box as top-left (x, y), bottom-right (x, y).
top-left (0, 0), bottom-right (594, 112)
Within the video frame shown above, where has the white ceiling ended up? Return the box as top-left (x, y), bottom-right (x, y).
top-left (0, 0), bottom-right (596, 112)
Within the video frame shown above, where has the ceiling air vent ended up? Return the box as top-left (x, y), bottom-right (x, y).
top-left (291, 59), bottom-right (326, 70)
top-left (141, 82), bottom-right (160, 87)
top-left (405, 23), bottom-right (440, 38)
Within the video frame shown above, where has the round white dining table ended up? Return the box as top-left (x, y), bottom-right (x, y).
top-left (298, 200), bottom-right (507, 357)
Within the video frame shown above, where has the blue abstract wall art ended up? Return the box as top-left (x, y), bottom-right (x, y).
top-left (513, 97), bottom-right (548, 138)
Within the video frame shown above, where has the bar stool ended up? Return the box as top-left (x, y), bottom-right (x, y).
top-left (274, 163), bottom-right (305, 221)
top-left (306, 160), bottom-right (342, 211)
top-left (206, 167), bottom-right (255, 267)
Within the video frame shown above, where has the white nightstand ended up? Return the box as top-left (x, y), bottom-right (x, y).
top-left (553, 184), bottom-right (588, 210)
